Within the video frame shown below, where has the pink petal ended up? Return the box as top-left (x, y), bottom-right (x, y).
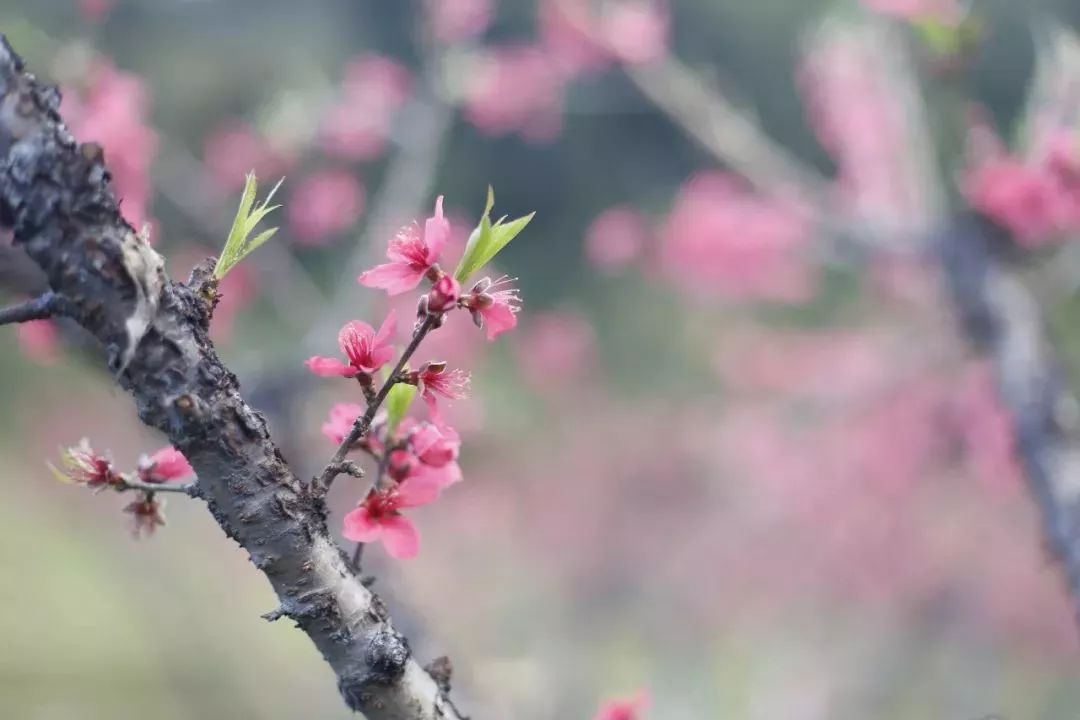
top-left (423, 195), bottom-right (450, 260)
top-left (482, 302), bottom-right (518, 341)
top-left (396, 474), bottom-right (443, 508)
top-left (375, 308), bottom-right (398, 346)
top-left (358, 262), bottom-right (426, 295)
top-left (380, 515), bottom-right (421, 559)
top-left (149, 447), bottom-right (194, 481)
top-left (367, 346), bottom-right (396, 371)
top-left (305, 356), bottom-right (358, 377)
top-left (342, 507), bottom-right (382, 542)
top-left (422, 390), bottom-right (446, 426)
top-left (413, 461), bottom-right (462, 489)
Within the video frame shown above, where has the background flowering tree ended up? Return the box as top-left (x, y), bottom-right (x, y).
top-left (4, 1), bottom-right (1080, 719)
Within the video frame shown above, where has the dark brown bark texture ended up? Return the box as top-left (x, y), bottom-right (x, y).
top-left (0, 35), bottom-right (465, 719)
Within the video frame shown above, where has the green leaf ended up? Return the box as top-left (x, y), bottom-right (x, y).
top-left (385, 383), bottom-right (417, 435)
top-left (213, 173), bottom-right (284, 280)
top-left (453, 187), bottom-right (535, 283)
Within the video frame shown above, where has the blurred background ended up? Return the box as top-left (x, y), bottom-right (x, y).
top-left (3, 0), bottom-right (1080, 718)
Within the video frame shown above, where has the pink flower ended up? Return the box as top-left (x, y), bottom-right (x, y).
top-left (359, 197), bottom-right (450, 295)
top-left (599, 1), bottom-right (669, 65)
top-left (63, 60), bottom-right (158, 228)
top-left (288, 171), bottom-right (365, 246)
top-left (401, 419), bottom-right (463, 488)
top-left (50, 439), bottom-right (119, 489)
top-left (593, 691), bottom-right (649, 720)
top-left (322, 403), bottom-right (365, 445)
top-left (426, 0), bottom-right (494, 43)
top-left (138, 447), bottom-right (194, 484)
top-left (426, 274), bottom-right (461, 314)
top-left (342, 476), bottom-right (442, 559)
top-left (659, 172), bottom-right (815, 302)
top-left (17, 320), bottom-right (60, 365)
top-left (584, 206), bottom-right (650, 273)
top-left (513, 311), bottom-right (596, 391)
top-left (411, 361), bottom-right (471, 424)
top-left (203, 121), bottom-right (293, 192)
top-left (965, 156), bottom-right (1061, 244)
top-left (462, 276), bottom-right (521, 340)
top-left (307, 311), bottom-right (398, 378)
top-left (861, 0), bottom-right (962, 23)
top-left (320, 55), bottom-right (413, 162)
top-left (463, 45), bottom-right (566, 143)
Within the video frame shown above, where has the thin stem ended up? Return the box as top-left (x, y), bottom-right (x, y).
top-left (118, 477), bottom-right (198, 495)
top-left (0, 291), bottom-right (70, 326)
top-left (316, 315), bottom-right (437, 490)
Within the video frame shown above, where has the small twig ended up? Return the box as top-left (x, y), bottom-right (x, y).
top-left (0, 291), bottom-right (70, 326)
top-left (316, 315), bottom-right (437, 490)
top-left (118, 477), bottom-right (198, 496)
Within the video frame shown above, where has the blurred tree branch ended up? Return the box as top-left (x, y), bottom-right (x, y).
top-left (0, 35), bottom-right (466, 719)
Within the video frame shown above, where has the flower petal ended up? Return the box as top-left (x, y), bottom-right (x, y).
top-left (380, 515), bottom-right (420, 559)
top-left (305, 356), bottom-right (358, 377)
top-left (482, 302), bottom-right (518, 341)
top-left (374, 308), bottom-right (398, 346)
top-left (396, 474), bottom-right (443, 508)
top-left (423, 195), bottom-right (450, 260)
top-left (413, 461), bottom-right (462, 490)
top-left (358, 262), bottom-right (425, 295)
top-left (338, 320), bottom-right (375, 365)
top-left (342, 507), bottom-right (382, 542)
top-left (148, 447), bottom-right (194, 481)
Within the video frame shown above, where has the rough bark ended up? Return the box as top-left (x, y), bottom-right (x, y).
top-left (940, 212), bottom-right (1080, 621)
top-left (0, 35), bottom-right (465, 719)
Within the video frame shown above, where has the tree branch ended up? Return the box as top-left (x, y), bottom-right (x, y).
top-left (0, 36), bottom-right (466, 719)
top-left (940, 212), bottom-right (1080, 621)
top-left (0, 290), bottom-right (69, 325)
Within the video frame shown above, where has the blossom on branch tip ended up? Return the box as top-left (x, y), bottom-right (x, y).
top-left (358, 197), bottom-right (449, 295)
top-left (407, 361), bottom-right (471, 424)
top-left (306, 311), bottom-right (398, 378)
top-left (138, 446), bottom-right (194, 484)
top-left (322, 403), bottom-right (365, 445)
top-left (461, 276), bottom-right (520, 341)
top-left (50, 439), bottom-right (120, 489)
top-left (342, 475), bottom-right (442, 559)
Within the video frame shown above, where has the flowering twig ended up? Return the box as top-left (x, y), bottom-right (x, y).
top-left (315, 314), bottom-right (438, 493)
top-left (0, 291), bottom-right (71, 325)
top-left (0, 36), bottom-right (465, 719)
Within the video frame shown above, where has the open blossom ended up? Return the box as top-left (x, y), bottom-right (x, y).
top-left (659, 172), bottom-right (815, 302)
top-left (138, 447), bottom-right (194, 484)
top-left (342, 475), bottom-right (442, 559)
top-left (359, 197), bottom-right (450, 295)
top-left (463, 45), bottom-right (566, 143)
top-left (320, 55), bottom-right (413, 162)
top-left (124, 492), bottom-right (167, 538)
top-left (410, 361), bottom-right (471, 423)
top-left (462, 276), bottom-right (521, 340)
top-left (50, 439), bottom-right (120, 489)
top-left (288, 170), bottom-right (365, 246)
top-left (307, 311), bottom-right (398, 378)
top-left (585, 206), bottom-right (650, 273)
top-left (593, 691), bottom-right (649, 720)
top-left (322, 403), bottom-right (365, 445)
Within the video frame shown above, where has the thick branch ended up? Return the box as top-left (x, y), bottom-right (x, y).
top-left (940, 213), bottom-right (1080, 620)
top-left (0, 36), bottom-right (465, 719)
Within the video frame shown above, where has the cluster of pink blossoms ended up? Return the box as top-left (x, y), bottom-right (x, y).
top-left (52, 442), bottom-right (194, 536)
top-left (308, 196), bottom-right (522, 559)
